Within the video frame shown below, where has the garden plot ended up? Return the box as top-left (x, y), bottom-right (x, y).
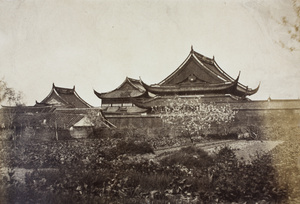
top-left (152, 140), bottom-right (283, 162)
top-left (205, 140), bottom-right (284, 161)
top-left (1, 138), bottom-right (298, 203)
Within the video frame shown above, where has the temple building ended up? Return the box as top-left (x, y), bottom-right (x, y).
top-left (94, 77), bottom-right (148, 114)
top-left (35, 83), bottom-right (92, 108)
top-left (1, 84), bottom-right (114, 140)
top-left (95, 47), bottom-right (260, 113)
top-left (94, 47), bottom-right (300, 131)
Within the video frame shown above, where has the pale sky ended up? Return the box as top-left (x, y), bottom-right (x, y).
top-left (0, 0), bottom-right (299, 106)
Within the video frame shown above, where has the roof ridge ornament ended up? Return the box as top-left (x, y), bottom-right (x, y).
top-left (139, 76), bottom-right (143, 84)
top-left (237, 71), bottom-right (241, 81)
top-left (190, 45), bottom-right (194, 53)
top-left (268, 96), bottom-right (271, 102)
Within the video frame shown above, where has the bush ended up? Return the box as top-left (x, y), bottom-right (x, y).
top-left (107, 140), bottom-right (154, 159)
top-left (126, 170), bottom-right (173, 192)
top-left (206, 133), bottom-right (238, 140)
top-left (1, 136), bottom-right (296, 203)
top-left (207, 146), bottom-right (288, 203)
top-left (161, 146), bottom-right (213, 169)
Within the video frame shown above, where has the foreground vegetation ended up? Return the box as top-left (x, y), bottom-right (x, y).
top-left (1, 128), bottom-right (300, 204)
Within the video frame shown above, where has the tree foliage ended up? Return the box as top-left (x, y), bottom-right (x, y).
top-left (156, 96), bottom-right (237, 138)
top-left (0, 79), bottom-right (24, 106)
top-left (279, 0), bottom-right (300, 51)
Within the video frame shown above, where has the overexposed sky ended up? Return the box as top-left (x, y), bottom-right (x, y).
top-left (0, 0), bottom-right (299, 106)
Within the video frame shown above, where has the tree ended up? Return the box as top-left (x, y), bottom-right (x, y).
top-left (0, 79), bottom-right (24, 106)
top-left (0, 79), bottom-right (25, 140)
top-left (156, 96), bottom-right (237, 140)
top-left (278, 0), bottom-right (300, 51)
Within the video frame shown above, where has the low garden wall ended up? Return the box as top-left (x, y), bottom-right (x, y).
top-left (105, 100), bottom-right (300, 139)
top-left (1, 99), bottom-right (299, 141)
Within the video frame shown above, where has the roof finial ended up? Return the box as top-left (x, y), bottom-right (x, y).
top-left (73, 85), bottom-right (75, 90)
top-left (52, 83), bottom-right (55, 88)
top-left (190, 45), bottom-right (194, 53)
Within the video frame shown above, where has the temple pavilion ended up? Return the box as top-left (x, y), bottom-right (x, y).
top-left (35, 83), bottom-right (92, 108)
top-left (94, 47), bottom-right (260, 114)
top-left (94, 77), bottom-right (149, 114)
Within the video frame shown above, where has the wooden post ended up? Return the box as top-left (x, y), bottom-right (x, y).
top-left (55, 120), bottom-right (58, 140)
top-left (13, 125), bottom-right (16, 147)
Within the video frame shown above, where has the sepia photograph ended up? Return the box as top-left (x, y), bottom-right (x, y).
top-left (0, 0), bottom-right (300, 203)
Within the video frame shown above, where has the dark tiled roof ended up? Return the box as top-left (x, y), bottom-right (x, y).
top-left (0, 107), bottom-right (115, 129)
top-left (141, 75), bottom-right (239, 95)
top-left (94, 77), bottom-right (146, 99)
top-left (156, 48), bottom-right (259, 97)
top-left (50, 113), bottom-right (85, 128)
top-left (37, 84), bottom-right (92, 108)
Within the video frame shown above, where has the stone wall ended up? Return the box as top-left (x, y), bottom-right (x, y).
top-left (105, 99), bottom-right (300, 137)
top-left (106, 115), bottom-right (162, 129)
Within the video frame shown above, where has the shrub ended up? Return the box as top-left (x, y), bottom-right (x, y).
top-left (107, 140), bottom-right (154, 159)
top-left (126, 170), bottom-right (172, 192)
top-left (206, 146), bottom-right (288, 203)
top-left (207, 133), bottom-right (238, 140)
top-left (213, 145), bottom-right (237, 163)
top-left (1, 135), bottom-right (296, 203)
top-left (161, 146), bottom-right (213, 169)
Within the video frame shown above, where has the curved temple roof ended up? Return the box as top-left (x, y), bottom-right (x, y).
top-left (36, 83), bottom-right (92, 108)
top-left (94, 47), bottom-right (260, 111)
top-left (140, 73), bottom-right (240, 95)
top-left (153, 47), bottom-right (259, 98)
top-left (94, 77), bottom-right (146, 99)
